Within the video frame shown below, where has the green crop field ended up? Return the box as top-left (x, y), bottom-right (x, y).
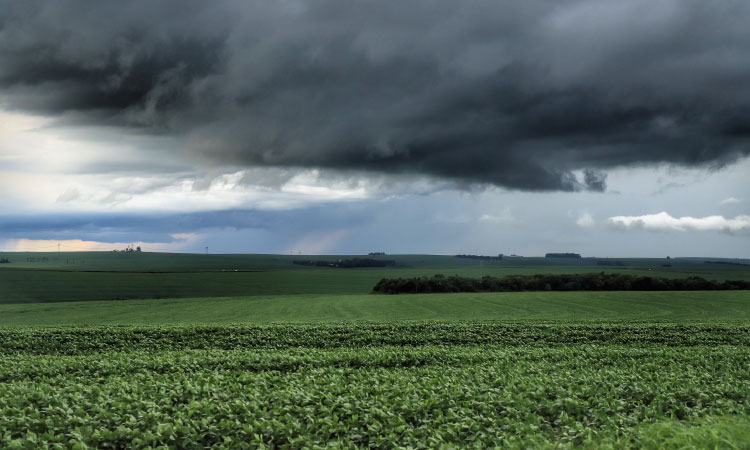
top-left (1, 324), bottom-right (749, 448)
top-left (1, 267), bottom-right (749, 304)
top-left (0, 252), bottom-right (748, 448)
top-left (0, 291), bottom-right (748, 326)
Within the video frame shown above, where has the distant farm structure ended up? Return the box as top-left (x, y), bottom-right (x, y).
top-left (114, 245), bottom-right (142, 253)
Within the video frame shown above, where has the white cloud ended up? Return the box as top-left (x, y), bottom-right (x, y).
top-left (720, 197), bottom-right (742, 205)
top-left (575, 211), bottom-right (595, 227)
top-left (0, 168), bottom-right (376, 214)
top-left (56, 187), bottom-right (81, 203)
top-left (478, 208), bottom-right (516, 224)
top-left (606, 212), bottom-right (750, 234)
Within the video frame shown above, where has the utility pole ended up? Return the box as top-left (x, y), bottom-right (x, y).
top-left (205, 246), bottom-right (208, 255)
top-left (58, 243), bottom-right (60, 252)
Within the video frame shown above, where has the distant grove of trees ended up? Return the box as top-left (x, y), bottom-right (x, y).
top-left (0, 258), bottom-right (9, 264)
top-left (113, 246), bottom-right (141, 253)
top-left (372, 273), bottom-right (750, 294)
top-left (294, 258), bottom-right (397, 268)
top-left (368, 252), bottom-right (387, 256)
top-left (455, 254), bottom-right (503, 260)
top-left (545, 253), bottom-right (581, 259)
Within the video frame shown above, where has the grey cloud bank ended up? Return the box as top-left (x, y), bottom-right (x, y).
top-left (2, 0), bottom-right (750, 190)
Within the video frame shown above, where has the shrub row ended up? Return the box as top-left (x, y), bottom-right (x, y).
top-left (372, 273), bottom-right (750, 294)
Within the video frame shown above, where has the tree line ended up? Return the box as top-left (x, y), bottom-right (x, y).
top-left (294, 258), bottom-right (397, 268)
top-left (545, 253), bottom-right (581, 259)
top-left (455, 254), bottom-right (503, 260)
top-left (372, 273), bottom-right (750, 294)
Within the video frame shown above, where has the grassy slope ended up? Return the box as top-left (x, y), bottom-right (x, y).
top-left (1, 265), bottom-right (748, 304)
top-left (1, 290), bottom-right (748, 326)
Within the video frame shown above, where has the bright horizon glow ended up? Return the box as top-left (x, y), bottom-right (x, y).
top-left (1, 236), bottom-right (201, 253)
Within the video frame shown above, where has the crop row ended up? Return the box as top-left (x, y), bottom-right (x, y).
top-left (2, 345), bottom-right (746, 381)
top-left (2, 322), bottom-right (749, 355)
top-left (1, 345), bottom-right (748, 449)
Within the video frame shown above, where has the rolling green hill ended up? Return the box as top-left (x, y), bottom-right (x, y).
top-left (1, 252), bottom-right (748, 304)
top-left (0, 265), bottom-right (748, 304)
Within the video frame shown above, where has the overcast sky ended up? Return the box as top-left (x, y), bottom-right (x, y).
top-left (1, 0), bottom-right (748, 257)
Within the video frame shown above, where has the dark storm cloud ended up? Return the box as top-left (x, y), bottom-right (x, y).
top-left (2, 0), bottom-right (750, 191)
top-left (583, 170), bottom-right (607, 192)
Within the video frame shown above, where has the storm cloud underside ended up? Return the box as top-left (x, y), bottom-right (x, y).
top-left (2, 0), bottom-right (750, 190)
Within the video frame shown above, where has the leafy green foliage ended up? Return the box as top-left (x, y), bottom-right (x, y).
top-left (1, 333), bottom-right (748, 448)
top-left (626, 415), bottom-right (750, 449)
top-left (372, 273), bottom-right (750, 294)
